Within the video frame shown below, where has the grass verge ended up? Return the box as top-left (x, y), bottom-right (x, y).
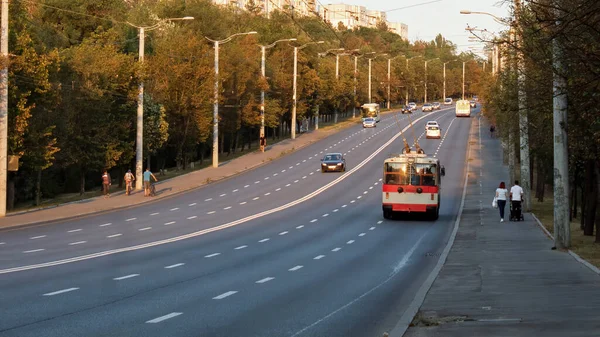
top-left (532, 197), bottom-right (600, 268)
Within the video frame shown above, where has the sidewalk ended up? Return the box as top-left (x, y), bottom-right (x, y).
top-left (0, 117), bottom-right (363, 229)
top-left (403, 117), bottom-right (600, 337)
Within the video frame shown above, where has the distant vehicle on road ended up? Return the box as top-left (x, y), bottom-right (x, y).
top-left (408, 102), bottom-right (417, 111)
top-left (473, 95), bottom-right (479, 101)
top-left (382, 152), bottom-right (444, 220)
top-left (432, 102), bottom-right (441, 110)
top-left (401, 105), bottom-right (412, 114)
top-left (470, 100), bottom-right (477, 108)
top-left (321, 153), bottom-right (346, 173)
top-left (426, 121), bottom-right (439, 130)
top-left (422, 103), bottom-right (433, 112)
top-left (444, 98), bottom-right (453, 105)
top-left (361, 103), bottom-right (380, 122)
top-left (426, 125), bottom-right (441, 139)
top-left (455, 100), bottom-right (471, 117)
top-left (362, 117), bottom-right (376, 128)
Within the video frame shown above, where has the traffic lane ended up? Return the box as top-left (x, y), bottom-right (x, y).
top-left (0, 118), bottom-right (468, 333)
top-left (0, 112), bottom-right (431, 267)
top-left (0, 177), bottom-right (434, 337)
top-left (0, 113), bottom-right (406, 248)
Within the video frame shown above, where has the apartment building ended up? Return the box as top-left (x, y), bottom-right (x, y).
top-left (387, 22), bottom-right (408, 40)
top-left (212, 0), bottom-right (317, 17)
top-left (320, 3), bottom-right (408, 39)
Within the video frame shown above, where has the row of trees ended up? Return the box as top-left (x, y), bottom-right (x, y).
top-left (6, 0), bottom-right (485, 208)
top-left (481, 0), bottom-right (600, 243)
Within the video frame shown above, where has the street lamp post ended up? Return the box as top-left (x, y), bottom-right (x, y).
top-left (0, 0), bottom-right (7, 215)
top-left (386, 56), bottom-right (401, 110)
top-left (206, 31), bottom-right (258, 168)
top-left (424, 58), bottom-right (439, 103)
top-left (259, 38), bottom-right (297, 152)
top-left (405, 56), bottom-right (421, 105)
top-left (291, 41), bottom-right (324, 140)
top-left (353, 52), bottom-right (374, 118)
top-left (442, 60), bottom-right (456, 102)
top-left (462, 61), bottom-right (466, 100)
top-left (126, 16), bottom-right (194, 189)
top-left (367, 53), bottom-right (387, 104)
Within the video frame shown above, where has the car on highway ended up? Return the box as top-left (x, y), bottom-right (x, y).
top-left (432, 102), bottom-right (441, 110)
top-left (401, 105), bottom-right (412, 114)
top-left (422, 103), bottom-right (433, 112)
top-left (426, 125), bottom-right (441, 139)
top-left (362, 117), bottom-right (376, 128)
top-left (470, 100), bottom-right (477, 108)
top-left (473, 95), bottom-right (479, 101)
top-left (444, 97), bottom-right (453, 105)
top-left (408, 102), bottom-right (417, 111)
top-left (321, 153), bottom-right (346, 173)
top-left (426, 121), bottom-right (439, 130)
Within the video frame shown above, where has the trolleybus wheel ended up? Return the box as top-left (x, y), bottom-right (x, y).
top-left (383, 210), bottom-right (392, 220)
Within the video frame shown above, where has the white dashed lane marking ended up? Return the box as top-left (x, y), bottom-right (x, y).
top-left (359, 233), bottom-right (366, 237)
top-left (224, 206), bottom-right (232, 210)
top-left (139, 227), bottom-right (152, 231)
top-left (232, 189), bottom-right (239, 193)
top-left (240, 202), bottom-right (247, 205)
top-left (235, 245), bottom-right (248, 250)
top-left (289, 265), bottom-right (303, 271)
top-left (150, 213), bottom-right (159, 216)
top-left (187, 216), bottom-right (197, 220)
top-left (244, 185), bottom-right (250, 188)
top-left (107, 234), bottom-right (122, 238)
top-left (113, 274), bottom-right (139, 281)
top-left (219, 194), bottom-right (226, 197)
top-left (43, 287), bottom-right (79, 296)
top-left (164, 221), bottom-right (176, 226)
top-left (310, 219), bottom-right (318, 223)
top-left (205, 253), bottom-right (220, 258)
top-left (314, 255), bottom-right (325, 260)
top-left (332, 248), bottom-right (341, 252)
top-left (165, 263), bottom-right (185, 269)
top-left (256, 277), bottom-right (275, 284)
top-left (370, 227), bottom-right (376, 230)
top-left (279, 231), bottom-right (288, 236)
top-left (30, 235), bottom-right (46, 240)
top-left (100, 223), bottom-right (112, 227)
top-left (322, 213), bottom-right (329, 217)
top-left (205, 198), bottom-right (213, 202)
top-left (69, 241), bottom-right (86, 246)
top-left (259, 238), bottom-right (270, 243)
top-left (264, 192), bottom-right (271, 196)
top-left (347, 240), bottom-right (355, 244)
top-left (189, 203), bottom-right (197, 206)
top-left (276, 188), bottom-right (281, 191)
top-left (253, 197), bottom-right (260, 201)
top-left (170, 208), bottom-right (179, 211)
top-left (23, 249), bottom-right (45, 253)
top-left (296, 225), bottom-right (304, 229)
top-left (377, 220), bottom-right (383, 224)
top-left (207, 211), bottom-right (216, 214)
top-left (126, 218), bottom-right (136, 222)
top-left (67, 229), bottom-right (82, 233)
top-left (146, 312), bottom-right (182, 324)
top-left (333, 209), bottom-right (338, 212)
top-left (213, 291), bottom-right (237, 300)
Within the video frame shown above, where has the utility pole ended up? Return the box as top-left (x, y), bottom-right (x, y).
top-left (552, 8), bottom-right (570, 249)
top-left (514, 0), bottom-right (531, 212)
top-left (0, 0), bottom-right (8, 216)
top-left (368, 57), bottom-right (372, 103)
top-left (353, 55), bottom-right (357, 118)
top-left (212, 39), bottom-right (219, 168)
top-left (387, 58), bottom-right (391, 110)
top-left (135, 27), bottom-right (145, 189)
top-left (462, 61), bottom-right (465, 100)
top-left (443, 62), bottom-right (447, 102)
top-left (292, 45), bottom-right (298, 139)
top-left (424, 60), bottom-right (428, 103)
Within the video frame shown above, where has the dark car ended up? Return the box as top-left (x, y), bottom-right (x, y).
top-left (321, 153), bottom-right (346, 173)
top-left (470, 100), bottom-right (477, 108)
top-left (401, 105), bottom-right (412, 114)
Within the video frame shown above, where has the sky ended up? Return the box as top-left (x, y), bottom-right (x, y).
top-left (326, 0), bottom-right (511, 54)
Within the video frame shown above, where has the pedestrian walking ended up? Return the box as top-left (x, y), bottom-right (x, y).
top-left (101, 170), bottom-right (111, 198)
top-left (143, 168), bottom-right (158, 197)
top-left (510, 180), bottom-right (524, 220)
top-left (490, 124), bottom-right (496, 138)
top-left (124, 169), bottom-right (135, 196)
top-left (495, 181), bottom-right (508, 222)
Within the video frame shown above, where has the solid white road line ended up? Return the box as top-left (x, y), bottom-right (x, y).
top-left (43, 287), bottom-right (79, 296)
top-left (113, 274), bottom-right (139, 281)
top-left (164, 221), bottom-right (176, 226)
top-left (69, 241), bottom-right (87, 246)
top-left (165, 263), bottom-right (185, 269)
top-left (100, 223), bottom-right (112, 227)
top-left (187, 216), bottom-right (197, 220)
top-left (213, 291), bottom-right (237, 300)
top-left (68, 229), bottom-right (82, 233)
top-left (30, 235), bottom-right (46, 240)
top-left (332, 248), bottom-right (341, 252)
top-left (139, 227), bottom-right (152, 231)
top-left (107, 234), bottom-right (122, 238)
top-left (23, 249), bottom-right (45, 253)
top-left (289, 265), bottom-right (303, 271)
top-left (256, 277), bottom-right (275, 284)
top-left (205, 253), bottom-right (220, 258)
top-left (146, 312), bottom-right (182, 324)
top-left (314, 255), bottom-right (325, 260)
top-left (259, 238), bottom-right (270, 243)
top-left (234, 245), bottom-right (247, 250)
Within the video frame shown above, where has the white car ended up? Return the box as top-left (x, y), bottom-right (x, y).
top-left (426, 125), bottom-right (441, 139)
top-left (362, 117), bottom-right (376, 128)
top-left (422, 103), bottom-right (433, 112)
top-left (425, 121), bottom-right (439, 130)
top-left (408, 102), bottom-right (417, 111)
top-left (444, 98), bottom-right (453, 105)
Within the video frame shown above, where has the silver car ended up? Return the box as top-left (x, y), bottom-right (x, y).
top-left (362, 117), bottom-right (376, 128)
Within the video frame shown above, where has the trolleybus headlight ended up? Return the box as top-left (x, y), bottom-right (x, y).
top-left (416, 187), bottom-right (423, 194)
top-left (397, 187), bottom-right (404, 193)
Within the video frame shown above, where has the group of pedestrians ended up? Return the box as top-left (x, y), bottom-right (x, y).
top-left (101, 168), bottom-right (158, 198)
top-left (494, 180), bottom-right (524, 222)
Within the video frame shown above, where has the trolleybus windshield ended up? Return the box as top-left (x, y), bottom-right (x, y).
top-left (384, 162), bottom-right (438, 186)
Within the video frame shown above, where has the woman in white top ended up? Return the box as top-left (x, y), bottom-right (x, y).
top-left (495, 181), bottom-right (508, 222)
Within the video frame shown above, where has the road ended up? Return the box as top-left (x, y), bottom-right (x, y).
top-left (0, 105), bottom-right (476, 337)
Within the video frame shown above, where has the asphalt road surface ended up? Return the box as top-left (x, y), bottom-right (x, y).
top-left (0, 104), bottom-right (477, 337)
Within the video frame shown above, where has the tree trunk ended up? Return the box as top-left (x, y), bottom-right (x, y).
top-left (7, 178), bottom-right (14, 211)
top-left (220, 131), bottom-right (225, 155)
top-left (35, 168), bottom-right (42, 206)
top-left (583, 159), bottom-right (596, 236)
top-left (234, 130), bottom-right (240, 154)
top-left (595, 162), bottom-right (600, 243)
top-left (147, 154), bottom-right (151, 172)
top-left (118, 166), bottom-right (124, 188)
top-left (581, 184), bottom-right (586, 230)
top-left (80, 170), bottom-right (86, 196)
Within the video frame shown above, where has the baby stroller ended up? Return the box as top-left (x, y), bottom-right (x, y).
top-left (510, 200), bottom-right (525, 221)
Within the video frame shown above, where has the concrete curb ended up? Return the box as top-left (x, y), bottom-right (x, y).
top-left (0, 114), bottom-right (381, 230)
top-left (531, 213), bottom-right (600, 276)
top-left (388, 114), bottom-right (478, 337)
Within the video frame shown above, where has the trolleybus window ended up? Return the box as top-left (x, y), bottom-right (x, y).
top-left (384, 162), bottom-right (438, 186)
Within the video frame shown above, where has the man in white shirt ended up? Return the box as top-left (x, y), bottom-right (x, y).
top-left (510, 180), bottom-right (524, 217)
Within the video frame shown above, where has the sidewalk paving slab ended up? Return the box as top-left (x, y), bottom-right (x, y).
top-left (403, 116), bottom-right (600, 337)
top-left (0, 116), bottom-right (365, 229)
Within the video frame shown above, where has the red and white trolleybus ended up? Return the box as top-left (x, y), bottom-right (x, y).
top-left (382, 152), bottom-right (444, 220)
